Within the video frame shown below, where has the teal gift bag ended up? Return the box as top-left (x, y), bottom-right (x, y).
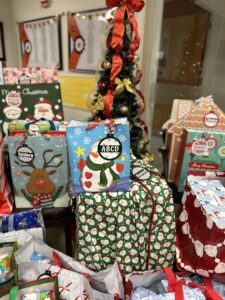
top-left (8, 133), bottom-right (69, 208)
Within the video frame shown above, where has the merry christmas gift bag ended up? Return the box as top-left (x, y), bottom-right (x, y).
top-left (0, 83), bottom-right (64, 134)
top-left (66, 118), bottom-right (130, 193)
top-left (8, 133), bottom-right (69, 208)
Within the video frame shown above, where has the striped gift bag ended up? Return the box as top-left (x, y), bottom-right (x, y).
top-left (0, 129), bottom-right (14, 214)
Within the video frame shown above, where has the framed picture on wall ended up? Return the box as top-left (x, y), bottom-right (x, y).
top-left (68, 8), bottom-right (115, 73)
top-left (18, 16), bottom-right (62, 69)
top-left (0, 22), bottom-right (6, 61)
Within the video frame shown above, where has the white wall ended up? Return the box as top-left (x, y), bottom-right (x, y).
top-left (1, 0), bottom-right (149, 122)
top-left (10, 0), bottom-right (107, 72)
top-left (0, 0), bottom-right (19, 66)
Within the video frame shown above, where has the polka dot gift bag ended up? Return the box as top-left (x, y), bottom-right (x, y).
top-left (176, 175), bottom-right (225, 278)
top-left (76, 158), bottom-right (176, 274)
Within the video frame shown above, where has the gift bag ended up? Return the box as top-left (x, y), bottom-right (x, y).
top-left (0, 243), bottom-right (18, 290)
top-left (15, 237), bottom-right (124, 299)
top-left (17, 262), bottom-right (120, 300)
top-left (3, 67), bottom-right (58, 85)
top-left (0, 209), bottom-right (45, 246)
top-left (0, 129), bottom-right (13, 214)
top-left (8, 132), bottom-right (69, 208)
top-left (0, 83), bottom-right (64, 134)
top-left (126, 268), bottom-right (224, 300)
top-left (76, 158), bottom-right (176, 274)
top-left (0, 277), bottom-right (59, 299)
top-left (176, 176), bottom-right (225, 278)
top-left (66, 118), bottom-right (130, 193)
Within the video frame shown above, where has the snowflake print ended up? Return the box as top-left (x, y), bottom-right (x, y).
top-left (74, 128), bottom-right (82, 135)
top-left (119, 135), bottom-right (126, 142)
top-left (84, 137), bottom-right (91, 145)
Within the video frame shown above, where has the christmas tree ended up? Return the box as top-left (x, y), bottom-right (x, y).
top-left (91, 0), bottom-right (153, 162)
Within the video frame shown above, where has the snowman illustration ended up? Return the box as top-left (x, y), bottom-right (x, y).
top-left (3, 105), bottom-right (22, 134)
top-left (79, 138), bottom-right (124, 192)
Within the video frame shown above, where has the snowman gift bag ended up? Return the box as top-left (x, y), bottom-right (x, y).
top-left (66, 118), bottom-right (130, 193)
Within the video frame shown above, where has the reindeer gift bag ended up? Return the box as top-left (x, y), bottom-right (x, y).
top-left (66, 118), bottom-right (130, 193)
top-left (8, 133), bottom-right (69, 208)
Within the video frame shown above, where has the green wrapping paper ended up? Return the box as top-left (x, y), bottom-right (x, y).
top-left (76, 159), bottom-right (176, 274)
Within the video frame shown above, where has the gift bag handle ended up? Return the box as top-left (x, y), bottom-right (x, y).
top-left (24, 118), bottom-right (56, 132)
top-left (204, 278), bottom-right (223, 300)
top-left (164, 267), bottom-right (177, 292)
top-left (9, 286), bottom-right (19, 300)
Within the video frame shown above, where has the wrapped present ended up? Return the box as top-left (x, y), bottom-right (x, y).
top-left (76, 159), bottom-right (176, 274)
top-left (176, 176), bottom-right (225, 277)
top-left (8, 131), bottom-right (69, 208)
top-left (0, 210), bottom-right (45, 246)
top-left (0, 83), bottom-right (64, 134)
top-left (167, 97), bottom-right (225, 183)
top-left (0, 129), bottom-right (13, 214)
top-left (0, 209), bottom-right (44, 233)
top-left (176, 128), bottom-right (225, 192)
top-left (15, 237), bottom-right (123, 299)
top-left (66, 118), bottom-right (130, 193)
top-left (0, 277), bottom-right (59, 299)
top-left (3, 67), bottom-right (58, 85)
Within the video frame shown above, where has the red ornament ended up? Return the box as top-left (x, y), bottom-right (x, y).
top-left (126, 53), bottom-right (134, 62)
top-left (98, 81), bottom-right (108, 91)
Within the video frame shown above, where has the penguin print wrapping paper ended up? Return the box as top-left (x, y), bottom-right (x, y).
top-left (66, 118), bottom-right (130, 193)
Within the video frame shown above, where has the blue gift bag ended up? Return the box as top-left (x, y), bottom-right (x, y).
top-left (66, 118), bottom-right (130, 193)
top-left (0, 209), bottom-right (44, 233)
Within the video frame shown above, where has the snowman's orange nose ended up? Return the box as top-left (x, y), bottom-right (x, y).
top-left (90, 152), bottom-right (99, 158)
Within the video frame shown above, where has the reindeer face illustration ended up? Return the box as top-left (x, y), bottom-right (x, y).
top-left (15, 149), bottom-right (63, 196)
top-left (24, 168), bottom-right (57, 194)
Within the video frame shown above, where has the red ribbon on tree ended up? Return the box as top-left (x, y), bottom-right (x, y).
top-left (104, 90), bottom-right (114, 118)
top-left (102, 0), bottom-right (145, 118)
top-left (106, 0), bottom-right (145, 54)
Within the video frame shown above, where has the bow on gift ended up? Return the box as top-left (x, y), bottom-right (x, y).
top-left (106, 0), bottom-right (145, 53)
top-left (114, 78), bottom-right (136, 95)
